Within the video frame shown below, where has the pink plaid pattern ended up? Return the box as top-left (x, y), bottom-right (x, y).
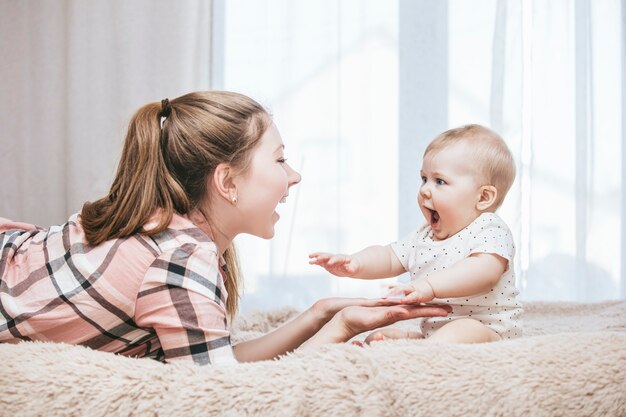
top-left (0, 212), bottom-right (236, 365)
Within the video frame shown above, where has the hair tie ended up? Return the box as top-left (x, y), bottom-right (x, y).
top-left (159, 98), bottom-right (171, 129)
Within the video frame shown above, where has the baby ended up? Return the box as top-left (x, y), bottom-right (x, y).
top-left (310, 124), bottom-right (522, 344)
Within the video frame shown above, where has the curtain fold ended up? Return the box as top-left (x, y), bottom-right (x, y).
top-left (445, 0), bottom-right (623, 302)
top-left (622, 0), bottom-right (626, 300)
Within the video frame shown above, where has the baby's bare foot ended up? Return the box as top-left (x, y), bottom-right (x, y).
top-left (364, 328), bottom-right (423, 344)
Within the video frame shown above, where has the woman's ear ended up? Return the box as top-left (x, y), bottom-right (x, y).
top-left (476, 185), bottom-right (498, 211)
top-left (212, 163), bottom-right (238, 203)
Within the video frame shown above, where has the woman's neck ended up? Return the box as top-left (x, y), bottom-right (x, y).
top-left (186, 207), bottom-right (233, 257)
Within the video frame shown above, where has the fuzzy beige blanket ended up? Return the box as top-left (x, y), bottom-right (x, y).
top-left (1, 301), bottom-right (625, 416)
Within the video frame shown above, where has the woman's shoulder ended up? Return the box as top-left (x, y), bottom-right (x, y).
top-left (145, 211), bottom-right (218, 255)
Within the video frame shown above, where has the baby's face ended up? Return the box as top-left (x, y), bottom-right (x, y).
top-left (418, 143), bottom-right (484, 240)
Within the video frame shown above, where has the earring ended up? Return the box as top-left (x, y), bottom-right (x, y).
top-left (231, 196), bottom-right (237, 204)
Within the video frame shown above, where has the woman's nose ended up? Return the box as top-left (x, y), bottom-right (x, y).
top-left (287, 164), bottom-right (302, 187)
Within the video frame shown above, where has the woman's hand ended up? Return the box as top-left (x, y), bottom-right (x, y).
top-left (310, 296), bottom-right (407, 323)
top-left (299, 303), bottom-right (451, 350)
top-left (337, 304), bottom-right (450, 339)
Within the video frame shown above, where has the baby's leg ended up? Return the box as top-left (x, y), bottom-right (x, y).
top-left (364, 327), bottom-right (423, 344)
top-left (428, 319), bottom-right (501, 344)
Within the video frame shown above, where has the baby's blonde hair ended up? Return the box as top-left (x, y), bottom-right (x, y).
top-left (424, 124), bottom-right (516, 210)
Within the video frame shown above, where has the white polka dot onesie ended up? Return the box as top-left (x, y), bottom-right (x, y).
top-left (391, 212), bottom-right (523, 339)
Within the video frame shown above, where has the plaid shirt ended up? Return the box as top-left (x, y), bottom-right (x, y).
top-left (0, 212), bottom-right (236, 365)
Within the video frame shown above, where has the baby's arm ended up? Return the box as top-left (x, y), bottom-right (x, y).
top-left (309, 245), bottom-right (405, 279)
top-left (392, 253), bottom-right (507, 303)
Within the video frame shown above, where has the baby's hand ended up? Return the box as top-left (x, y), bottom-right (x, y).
top-left (386, 279), bottom-right (435, 304)
top-left (309, 252), bottom-right (361, 277)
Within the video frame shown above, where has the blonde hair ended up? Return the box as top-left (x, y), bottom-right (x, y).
top-left (424, 124), bottom-right (516, 209)
top-left (81, 91), bottom-right (272, 318)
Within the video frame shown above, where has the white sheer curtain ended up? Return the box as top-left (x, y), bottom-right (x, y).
top-left (0, 0), bottom-right (212, 226)
top-left (519, 0), bottom-right (623, 301)
top-left (416, 0), bottom-right (624, 302)
top-left (219, 0), bottom-right (400, 311)
top-left (220, 0), bottom-right (624, 311)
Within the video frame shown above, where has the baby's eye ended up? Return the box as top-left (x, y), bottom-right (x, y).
top-left (421, 176), bottom-right (427, 184)
top-left (436, 178), bottom-right (446, 185)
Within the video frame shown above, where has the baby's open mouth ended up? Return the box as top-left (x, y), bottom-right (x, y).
top-left (427, 208), bottom-right (440, 228)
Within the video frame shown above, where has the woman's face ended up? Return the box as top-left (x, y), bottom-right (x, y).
top-left (234, 123), bottom-right (301, 239)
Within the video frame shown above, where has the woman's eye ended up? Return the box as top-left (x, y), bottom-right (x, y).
top-left (277, 158), bottom-right (287, 163)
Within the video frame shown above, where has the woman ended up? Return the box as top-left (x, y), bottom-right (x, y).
top-left (0, 91), bottom-right (450, 365)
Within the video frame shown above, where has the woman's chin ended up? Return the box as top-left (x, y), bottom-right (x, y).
top-left (250, 229), bottom-right (275, 240)
top-left (259, 225), bottom-right (276, 239)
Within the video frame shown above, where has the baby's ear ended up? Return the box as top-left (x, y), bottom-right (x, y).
top-left (476, 185), bottom-right (497, 211)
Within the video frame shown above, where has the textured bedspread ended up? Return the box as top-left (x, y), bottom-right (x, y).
top-left (1, 301), bottom-right (625, 416)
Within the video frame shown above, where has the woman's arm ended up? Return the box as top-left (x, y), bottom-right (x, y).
top-left (233, 297), bottom-right (393, 361)
top-left (232, 304), bottom-right (325, 362)
top-left (299, 303), bottom-right (452, 350)
top-left (233, 299), bottom-right (451, 361)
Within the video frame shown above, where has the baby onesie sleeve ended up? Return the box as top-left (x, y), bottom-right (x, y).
top-left (134, 242), bottom-right (236, 366)
top-left (389, 229), bottom-right (421, 272)
top-left (468, 214), bottom-right (515, 268)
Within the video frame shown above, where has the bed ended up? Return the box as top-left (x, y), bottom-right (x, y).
top-left (1, 300), bottom-right (625, 416)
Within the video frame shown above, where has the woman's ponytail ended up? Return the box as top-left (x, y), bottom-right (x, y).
top-left (222, 245), bottom-right (241, 319)
top-left (81, 102), bottom-right (188, 246)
